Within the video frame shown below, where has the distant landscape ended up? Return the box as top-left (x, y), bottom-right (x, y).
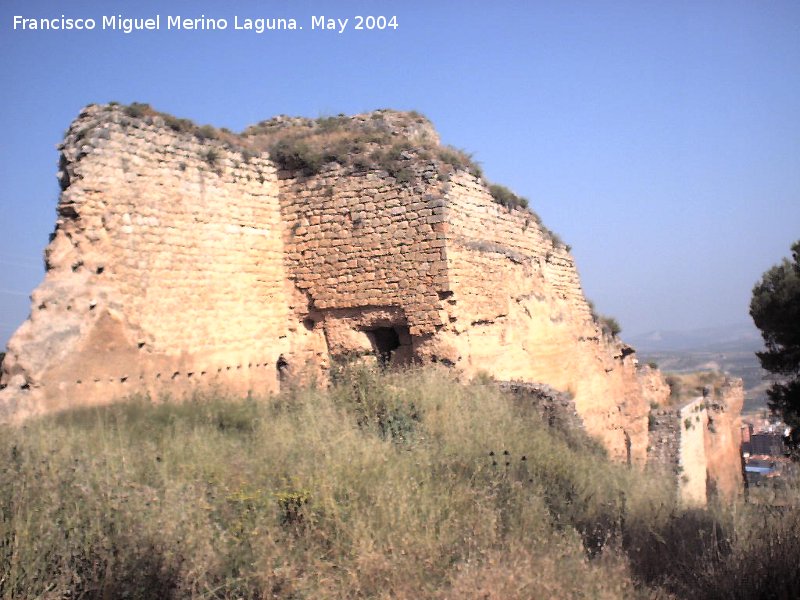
top-left (630, 323), bottom-right (771, 417)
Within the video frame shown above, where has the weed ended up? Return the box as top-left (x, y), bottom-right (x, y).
top-left (123, 102), bottom-right (154, 118)
top-left (163, 114), bottom-right (195, 133)
top-left (195, 124), bottom-right (219, 141)
top-left (203, 148), bottom-right (219, 166)
top-left (489, 184), bottom-right (529, 210)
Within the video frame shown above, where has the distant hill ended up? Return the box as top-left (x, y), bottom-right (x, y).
top-left (630, 323), bottom-right (771, 416)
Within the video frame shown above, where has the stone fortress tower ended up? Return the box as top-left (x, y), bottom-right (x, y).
top-left (0, 103), bottom-right (743, 503)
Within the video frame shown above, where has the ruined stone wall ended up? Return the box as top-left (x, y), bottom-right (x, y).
top-left (0, 105), bottom-right (290, 421)
top-left (277, 164), bottom-right (450, 365)
top-left (647, 408), bottom-right (682, 479)
top-left (497, 381), bottom-right (584, 433)
top-left (433, 172), bottom-right (649, 464)
top-left (678, 397), bottom-right (709, 506)
top-left (646, 379), bottom-right (744, 505)
top-left (0, 106), bottom-right (746, 502)
top-left (704, 379), bottom-right (744, 501)
top-left (637, 364), bottom-right (671, 408)
top-left (646, 400), bottom-right (708, 506)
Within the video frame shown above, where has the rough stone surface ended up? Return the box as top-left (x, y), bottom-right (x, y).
top-left (646, 377), bottom-right (744, 505)
top-left (0, 105), bottom-right (289, 420)
top-left (496, 381), bottom-right (584, 433)
top-left (0, 104), bottom-right (744, 501)
top-left (704, 379), bottom-right (745, 501)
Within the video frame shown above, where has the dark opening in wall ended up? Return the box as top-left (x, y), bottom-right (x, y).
top-left (276, 354), bottom-right (290, 384)
top-left (366, 327), bottom-right (406, 366)
top-left (624, 431), bottom-right (632, 467)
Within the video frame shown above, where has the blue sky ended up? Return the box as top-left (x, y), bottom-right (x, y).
top-left (1, 0), bottom-right (799, 347)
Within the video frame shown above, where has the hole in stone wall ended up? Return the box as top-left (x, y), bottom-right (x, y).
top-left (624, 431), bottom-right (632, 467)
top-left (276, 355), bottom-right (290, 385)
top-left (365, 327), bottom-right (403, 367)
top-left (431, 356), bottom-right (455, 367)
top-left (303, 318), bottom-right (316, 331)
top-left (96, 266), bottom-right (105, 275)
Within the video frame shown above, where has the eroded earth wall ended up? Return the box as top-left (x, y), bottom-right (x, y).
top-left (0, 105), bottom-right (290, 421)
top-left (646, 378), bottom-right (744, 505)
top-left (704, 380), bottom-right (745, 501)
top-left (434, 173), bottom-right (650, 464)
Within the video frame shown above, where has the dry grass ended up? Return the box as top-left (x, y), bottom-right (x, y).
top-left (662, 371), bottom-right (728, 406)
top-left (241, 113), bottom-right (481, 183)
top-left (1, 365), bottom-right (798, 598)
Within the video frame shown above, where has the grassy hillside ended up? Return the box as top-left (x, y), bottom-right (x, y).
top-left (1, 365), bottom-right (798, 599)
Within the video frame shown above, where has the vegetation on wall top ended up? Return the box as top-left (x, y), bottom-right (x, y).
top-left (85, 102), bottom-right (568, 247)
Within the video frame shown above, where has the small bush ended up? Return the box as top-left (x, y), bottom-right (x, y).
top-left (435, 145), bottom-right (483, 178)
top-left (489, 183), bottom-right (529, 210)
top-left (275, 489), bottom-right (311, 526)
top-left (195, 124), bottom-right (219, 141)
top-left (202, 148), bottom-right (219, 166)
top-left (163, 114), bottom-right (195, 134)
top-left (270, 137), bottom-right (326, 175)
top-left (315, 114), bottom-right (350, 133)
top-left (330, 362), bottom-right (421, 442)
top-left (372, 142), bottom-right (416, 183)
top-left (123, 102), bottom-right (154, 118)
top-left (598, 315), bottom-right (622, 338)
top-left (240, 148), bottom-right (257, 163)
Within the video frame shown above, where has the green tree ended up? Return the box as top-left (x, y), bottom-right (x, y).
top-left (750, 240), bottom-right (800, 429)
